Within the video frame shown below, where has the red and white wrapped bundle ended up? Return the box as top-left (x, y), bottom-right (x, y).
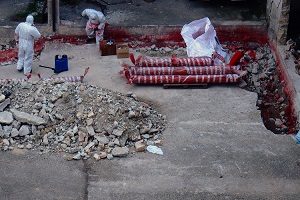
top-left (127, 74), bottom-right (240, 85)
top-left (0, 78), bottom-right (28, 84)
top-left (130, 53), bottom-right (214, 67)
top-left (42, 76), bottom-right (84, 83)
top-left (173, 56), bottom-right (213, 67)
top-left (124, 66), bottom-right (240, 76)
top-left (130, 54), bottom-right (173, 67)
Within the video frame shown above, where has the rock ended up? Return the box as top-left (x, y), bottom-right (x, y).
top-left (0, 94), bottom-right (5, 103)
top-left (61, 144), bottom-right (67, 149)
top-left (142, 134), bottom-right (150, 139)
top-left (87, 111), bottom-right (95, 118)
top-left (3, 126), bottom-right (12, 137)
top-left (146, 140), bottom-right (154, 146)
top-left (112, 129), bottom-right (123, 137)
top-left (140, 126), bottom-right (151, 134)
top-left (54, 113), bottom-right (63, 120)
top-left (0, 111), bottom-right (13, 125)
top-left (18, 125), bottom-right (30, 136)
top-left (107, 154), bottom-right (113, 160)
top-left (128, 110), bottom-right (136, 118)
top-left (86, 118), bottom-right (93, 126)
top-left (43, 134), bottom-right (49, 145)
top-left (126, 91), bottom-right (133, 97)
top-left (108, 141), bottom-right (115, 147)
top-left (31, 125), bottom-right (37, 135)
top-left (78, 131), bottom-right (86, 142)
top-left (278, 97), bottom-right (285, 103)
top-left (128, 131), bottom-right (141, 142)
top-left (135, 140), bottom-right (146, 152)
top-left (99, 151), bottom-right (107, 159)
top-left (93, 153), bottom-right (101, 160)
top-left (143, 109), bottom-right (151, 117)
top-left (154, 140), bottom-right (163, 146)
top-left (12, 121), bottom-right (21, 129)
top-left (238, 80), bottom-right (247, 88)
top-left (17, 144), bottom-right (24, 149)
top-left (2, 139), bottom-right (9, 146)
top-left (149, 128), bottom-right (159, 134)
top-left (114, 138), bottom-right (120, 146)
top-left (112, 147), bottom-right (129, 157)
top-left (11, 128), bottom-right (19, 137)
top-left (84, 142), bottom-right (95, 151)
top-left (119, 133), bottom-right (128, 147)
top-left (275, 118), bottom-right (284, 127)
top-left (73, 153), bottom-right (81, 160)
top-left (20, 82), bottom-right (31, 89)
top-left (26, 144), bottom-right (33, 149)
top-left (86, 126), bottom-right (95, 136)
top-left (113, 121), bottom-right (118, 129)
top-left (95, 136), bottom-right (109, 144)
top-left (10, 109), bottom-right (46, 125)
top-left (0, 98), bottom-right (10, 112)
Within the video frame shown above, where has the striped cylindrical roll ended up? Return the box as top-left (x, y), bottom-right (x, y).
top-left (125, 66), bottom-right (239, 76)
top-left (128, 74), bottom-right (240, 85)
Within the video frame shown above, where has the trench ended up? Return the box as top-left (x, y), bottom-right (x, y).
top-left (0, 28), bottom-right (297, 135)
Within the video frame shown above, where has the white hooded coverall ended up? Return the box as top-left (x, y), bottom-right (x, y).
top-left (82, 9), bottom-right (106, 44)
top-left (15, 15), bottom-right (41, 74)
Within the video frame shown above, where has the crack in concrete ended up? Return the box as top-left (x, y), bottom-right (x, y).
top-left (83, 160), bottom-right (90, 200)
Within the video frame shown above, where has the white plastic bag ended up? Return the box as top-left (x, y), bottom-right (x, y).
top-left (146, 145), bottom-right (163, 155)
top-left (181, 17), bottom-right (227, 64)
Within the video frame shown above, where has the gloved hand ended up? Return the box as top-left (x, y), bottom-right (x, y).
top-left (99, 23), bottom-right (105, 30)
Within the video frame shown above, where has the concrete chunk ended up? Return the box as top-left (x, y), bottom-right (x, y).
top-left (10, 109), bottom-right (46, 125)
top-left (0, 111), bottom-right (13, 125)
top-left (112, 147), bottom-right (129, 157)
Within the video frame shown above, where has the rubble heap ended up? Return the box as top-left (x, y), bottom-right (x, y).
top-left (0, 81), bottom-right (166, 160)
top-left (239, 45), bottom-right (292, 134)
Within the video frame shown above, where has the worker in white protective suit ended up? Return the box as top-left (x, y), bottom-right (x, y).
top-left (82, 9), bottom-right (106, 44)
top-left (15, 15), bottom-right (41, 75)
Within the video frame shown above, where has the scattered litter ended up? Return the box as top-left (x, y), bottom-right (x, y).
top-left (146, 145), bottom-right (163, 155)
top-left (294, 131), bottom-right (300, 144)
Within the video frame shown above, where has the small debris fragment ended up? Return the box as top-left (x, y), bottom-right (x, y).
top-left (146, 145), bottom-right (163, 155)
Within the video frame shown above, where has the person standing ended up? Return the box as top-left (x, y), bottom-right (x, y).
top-left (82, 9), bottom-right (106, 44)
top-left (15, 15), bottom-right (41, 75)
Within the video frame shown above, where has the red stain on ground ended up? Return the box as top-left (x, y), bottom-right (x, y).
top-left (269, 42), bottom-right (298, 134)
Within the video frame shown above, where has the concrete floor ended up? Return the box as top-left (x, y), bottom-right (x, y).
top-left (0, 43), bottom-right (300, 199)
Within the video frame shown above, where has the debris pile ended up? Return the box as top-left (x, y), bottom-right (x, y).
top-left (135, 45), bottom-right (187, 57)
top-left (238, 45), bottom-right (292, 134)
top-left (0, 81), bottom-right (166, 160)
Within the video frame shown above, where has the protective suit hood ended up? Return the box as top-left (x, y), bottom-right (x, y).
top-left (26, 15), bottom-right (34, 25)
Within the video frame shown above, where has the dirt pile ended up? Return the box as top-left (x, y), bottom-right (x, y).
top-left (0, 80), bottom-right (166, 160)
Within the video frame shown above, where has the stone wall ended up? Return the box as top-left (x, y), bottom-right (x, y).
top-left (267, 0), bottom-right (291, 44)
